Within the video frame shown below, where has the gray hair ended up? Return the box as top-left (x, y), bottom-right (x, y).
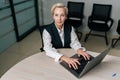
top-left (51, 3), bottom-right (68, 16)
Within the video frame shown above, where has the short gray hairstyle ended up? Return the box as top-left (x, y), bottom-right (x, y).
top-left (51, 3), bottom-right (68, 16)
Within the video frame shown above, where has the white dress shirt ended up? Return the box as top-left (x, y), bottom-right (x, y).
top-left (43, 25), bottom-right (85, 62)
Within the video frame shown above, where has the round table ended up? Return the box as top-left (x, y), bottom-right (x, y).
top-left (1, 49), bottom-right (120, 80)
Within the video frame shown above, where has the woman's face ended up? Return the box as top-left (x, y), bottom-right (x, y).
top-left (53, 7), bottom-right (67, 28)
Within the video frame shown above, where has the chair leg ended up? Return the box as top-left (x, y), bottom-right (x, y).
top-left (77, 32), bottom-right (83, 41)
top-left (75, 28), bottom-right (83, 41)
top-left (112, 37), bottom-right (120, 47)
top-left (112, 39), bottom-right (116, 48)
top-left (105, 32), bottom-right (109, 45)
top-left (84, 30), bottom-right (92, 42)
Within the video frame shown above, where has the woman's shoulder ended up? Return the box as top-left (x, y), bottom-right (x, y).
top-left (45, 22), bottom-right (54, 28)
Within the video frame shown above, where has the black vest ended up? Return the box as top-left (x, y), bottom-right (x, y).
top-left (45, 22), bottom-right (72, 48)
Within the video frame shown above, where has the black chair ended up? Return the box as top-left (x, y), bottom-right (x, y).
top-left (112, 20), bottom-right (120, 47)
top-left (67, 1), bottom-right (84, 40)
top-left (84, 3), bottom-right (113, 45)
top-left (39, 25), bottom-right (48, 52)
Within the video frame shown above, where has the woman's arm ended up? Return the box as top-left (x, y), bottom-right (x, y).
top-left (43, 29), bottom-right (80, 69)
top-left (43, 29), bottom-right (63, 62)
top-left (70, 27), bottom-right (90, 60)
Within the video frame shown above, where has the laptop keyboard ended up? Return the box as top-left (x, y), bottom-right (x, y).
top-left (71, 55), bottom-right (93, 74)
top-left (60, 54), bottom-right (94, 75)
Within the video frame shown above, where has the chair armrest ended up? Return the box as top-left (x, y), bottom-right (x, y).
top-left (88, 16), bottom-right (93, 24)
top-left (39, 25), bottom-right (48, 52)
top-left (107, 18), bottom-right (114, 28)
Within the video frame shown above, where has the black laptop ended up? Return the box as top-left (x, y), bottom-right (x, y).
top-left (60, 45), bottom-right (111, 78)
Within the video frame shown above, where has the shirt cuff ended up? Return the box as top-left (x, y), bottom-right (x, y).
top-left (75, 47), bottom-right (86, 52)
top-left (73, 45), bottom-right (86, 51)
top-left (81, 47), bottom-right (86, 51)
top-left (55, 53), bottom-right (63, 62)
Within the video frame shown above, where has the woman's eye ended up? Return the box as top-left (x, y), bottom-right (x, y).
top-left (61, 14), bottom-right (65, 17)
top-left (55, 14), bottom-right (58, 16)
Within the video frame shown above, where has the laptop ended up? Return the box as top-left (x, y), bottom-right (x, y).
top-left (60, 45), bottom-right (111, 78)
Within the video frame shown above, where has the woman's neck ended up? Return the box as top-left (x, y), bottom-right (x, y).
top-left (55, 23), bottom-right (63, 30)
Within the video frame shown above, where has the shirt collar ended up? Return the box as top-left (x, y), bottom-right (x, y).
top-left (54, 23), bottom-right (64, 33)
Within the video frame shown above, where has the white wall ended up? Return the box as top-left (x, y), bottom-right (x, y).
top-left (39, 0), bottom-right (120, 36)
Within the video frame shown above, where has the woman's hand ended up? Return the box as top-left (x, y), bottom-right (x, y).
top-left (60, 55), bottom-right (80, 70)
top-left (77, 48), bottom-right (90, 60)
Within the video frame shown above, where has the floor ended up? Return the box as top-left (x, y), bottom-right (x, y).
top-left (0, 30), bottom-right (120, 78)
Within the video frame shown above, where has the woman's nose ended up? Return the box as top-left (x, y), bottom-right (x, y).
top-left (58, 16), bottom-right (61, 20)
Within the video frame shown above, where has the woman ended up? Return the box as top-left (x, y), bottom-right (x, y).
top-left (43, 3), bottom-right (90, 69)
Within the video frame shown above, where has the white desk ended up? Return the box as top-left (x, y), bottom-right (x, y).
top-left (1, 49), bottom-right (120, 80)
